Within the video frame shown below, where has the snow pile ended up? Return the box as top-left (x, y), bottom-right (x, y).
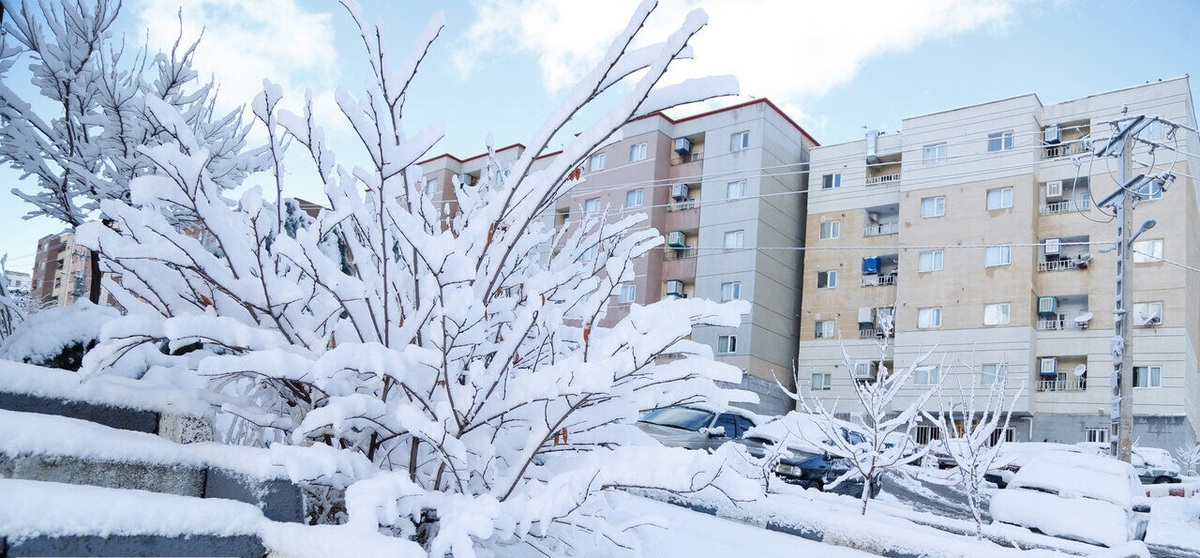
top-left (0, 301), bottom-right (119, 369)
top-left (0, 359), bottom-right (211, 417)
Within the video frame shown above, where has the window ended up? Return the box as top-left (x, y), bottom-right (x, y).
top-left (987, 187), bottom-right (1013, 210)
top-left (918, 307), bottom-right (942, 329)
top-left (822, 173), bottom-right (841, 190)
top-left (918, 250), bottom-right (943, 272)
top-left (1133, 301), bottom-right (1163, 326)
top-left (981, 363), bottom-right (1006, 385)
top-left (720, 281), bottom-right (741, 301)
top-left (819, 221), bottom-right (840, 240)
top-left (812, 373), bottom-right (832, 391)
top-left (914, 424), bottom-right (941, 445)
top-left (985, 245), bottom-right (1012, 267)
top-left (581, 245), bottom-right (598, 262)
top-left (723, 230), bottom-right (744, 249)
top-left (730, 131), bottom-right (750, 151)
top-left (987, 131), bottom-right (1014, 152)
top-left (1133, 365), bottom-right (1162, 388)
top-left (1132, 239), bottom-right (1163, 263)
top-left (588, 152), bottom-right (606, 171)
top-left (921, 196), bottom-right (945, 218)
top-left (1136, 179), bottom-right (1164, 200)
top-left (1085, 428), bottom-right (1109, 444)
top-left (817, 271), bottom-right (837, 289)
top-left (584, 197), bottom-right (601, 215)
top-left (617, 284), bottom-right (636, 303)
top-left (625, 189), bottom-right (643, 208)
top-left (983, 303), bottom-right (1011, 325)
top-left (915, 366), bottom-right (940, 386)
top-left (814, 320), bottom-right (835, 339)
top-left (629, 142), bottom-right (647, 161)
top-left (726, 180), bottom-right (747, 200)
top-left (425, 177), bottom-right (439, 194)
top-left (717, 335), bottom-right (738, 354)
top-left (923, 142), bottom-right (947, 164)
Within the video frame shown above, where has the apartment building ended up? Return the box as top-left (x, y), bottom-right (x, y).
top-left (420, 100), bottom-right (818, 415)
top-left (799, 77), bottom-right (1200, 449)
top-left (30, 231), bottom-right (96, 306)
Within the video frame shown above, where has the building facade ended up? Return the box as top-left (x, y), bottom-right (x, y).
top-left (30, 231), bottom-right (94, 306)
top-left (799, 78), bottom-right (1200, 449)
top-left (420, 100), bottom-right (818, 415)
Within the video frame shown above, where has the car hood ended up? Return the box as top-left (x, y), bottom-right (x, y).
top-left (635, 421), bottom-right (707, 448)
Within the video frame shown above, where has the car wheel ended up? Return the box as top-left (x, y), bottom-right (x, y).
top-left (1153, 476), bottom-right (1173, 484)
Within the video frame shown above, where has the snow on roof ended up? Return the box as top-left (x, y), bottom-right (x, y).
top-left (0, 359), bottom-right (211, 416)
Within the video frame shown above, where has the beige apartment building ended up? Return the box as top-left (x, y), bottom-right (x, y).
top-left (31, 231), bottom-right (96, 306)
top-left (420, 100), bottom-right (818, 415)
top-left (800, 77), bottom-right (1200, 449)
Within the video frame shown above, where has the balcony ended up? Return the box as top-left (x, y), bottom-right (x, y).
top-left (861, 273), bottom-right (897, 287)
top-left (1036, 316), bottom-right (1089, 331)
top-left (865, 172), bottom-right (901, 187)
top-left (1041, 197), bottom-right (1092, 215)
top-left (858, 327), bottom-right (895, 339)
top-left (1036, 376), bottom-right (1088, 392)
top-left (1038, 258), bottom-right (1088, 273)
top-left (863, 222), bottom-right (899, 237)
top-left (1041, 140), bottom-right (1089, 159)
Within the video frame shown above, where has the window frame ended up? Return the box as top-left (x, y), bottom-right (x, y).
top-left (1132, 239), bottom-right (1163, 263)
top-left (726, 180), bottom-right (747, 200)
top-left (617, 283), bottom-right (636, 304)
top-left (986, 186), bottom-right (1013, 210)
top-left (985, 245), bottom-right (1012, 267)
top-left (917, 307), bottom-right (942, 329)
top-left (914, 366), bottom-right (940, 386)
top-left (981, 363), bottom-right (1006, 385)
top-left (918, 250), bottom-right (944, 272)
top-left (983, 303), bottom-right (1011, 326)
top-left (625, 189), bottom-right (644, 208)
top-left (717, 334), bottom-right (738, 354)
top-left (588, 152), bottom-right (606, 171)
top-left (923, 142), bottom-right (947, 164)
top-left (822, 173), bottom-right (841, 190)
top-left (425, 177), bottom-right (439, 194)
top-left (730, 131), bottom-right (750, 151)
top-left (816, 270), bottom-right (837, 289)
top-left (629, 142), bottom-right (648, 162)
top-left (1133, 365), bottom-right (1162, 388)
top-left (987, 130), bottom-right (1015, 152)
top-left (921, 196), bottom-right (946, 218)
top-left (814, 320), bottom-right (835, 339)
top-left (723, 230), bottom-right (745, 250)
top-left (812, 372), bottom-right (832, 391)
top-left (819, 220), bottom-right (840, 240)
top-left (1133, 301), bottom-right (1163, 326)
top-left (720, 281), bottom-right (742, 302)
top-left (584, 197), bottom-right (601, 215)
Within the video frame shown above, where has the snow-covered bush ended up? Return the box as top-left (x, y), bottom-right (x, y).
top-left (76, 1), bottom-right (755, 555)
top-left (0, 301), bottom-right (120, 370)
top-left (1177, 443), bottom-right (1200, 476)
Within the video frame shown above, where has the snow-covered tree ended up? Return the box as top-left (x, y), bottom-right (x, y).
top-left (0, 0), bottom-right (260, 303)
top-left (923, 363), bottom-right (1024, 538)
top-left (77, 1), bottom-right (755, 555)
top-left (1177, 442), bottom-right (1200, 476)
top-left (790, 315), bottom-right (940, 514)
top-left (0, 256), bottom-right (21, 340)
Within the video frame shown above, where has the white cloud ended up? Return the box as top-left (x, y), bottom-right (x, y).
top-left (134, 0), bottom-right (339, 110)
top-left (455, 0), bottom-right (1015, 104)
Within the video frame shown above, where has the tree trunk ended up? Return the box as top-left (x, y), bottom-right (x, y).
top-left (88, 249), bottom-right (102, 304)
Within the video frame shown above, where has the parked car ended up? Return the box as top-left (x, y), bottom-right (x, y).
top-left (984, 442), bottom-right (1084, 488)
top-left (927, 438), bottom-right (971, 469)
top-left (635, 406), bottom-right (761, 451)
top-left (990, 451), bottom-right (1149, 547)
top-left (1076, 442), bottom-right (1183, 484)
top-left (734, 412), bottom-right (878, 497)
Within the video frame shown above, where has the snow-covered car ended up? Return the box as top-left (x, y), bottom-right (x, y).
top-left (734, 412), bottom-right (877, 497)
top-left (990, 451), bottom-right (1149, 547)
top-left (983, 442), bottom-right (1084, 489)
top-left (1075, 442), bottom-right (1182, 484)
top-left (926, 438), bottom-right (969, 469)
top-left (635, 406), bottom-right (761, 452)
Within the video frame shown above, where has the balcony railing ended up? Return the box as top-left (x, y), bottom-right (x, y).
top-left (663, 247), bottom-right (696, 261)
top-left (1038, 258), bottom-right (1088, 273)
top-left (1036, 317), bottom-right (1089, 331)
top-left (1036, 376), bottom-right (1088, 392)
top-left (671, 151), bottom-right (704, 165)
top-left (863, 222), bottom-right (899, 237)
top-left (861, 273), bottom-right (897, 287)
top-left (1041, 197), bottom-right (1091, 215)
top-left (1042, 140), bottom-right (1089, 159)
top-left (865, 172), bottom-right (901, 187)
top-left (858, 327), bottom-right (895, 339)
top-left (667, 199), bottom-right (698, 212)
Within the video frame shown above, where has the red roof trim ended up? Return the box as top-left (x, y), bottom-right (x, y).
top-left (632, 98), bottom-right (819, 146)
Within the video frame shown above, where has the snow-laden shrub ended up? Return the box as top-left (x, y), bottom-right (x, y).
top-left (0, 301), bottom-right (120, 370)
top-left (75, 1), bottom-right (757, 555)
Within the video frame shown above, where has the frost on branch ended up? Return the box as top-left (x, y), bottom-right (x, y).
top-left (77, 1), bottom-right (751, 555)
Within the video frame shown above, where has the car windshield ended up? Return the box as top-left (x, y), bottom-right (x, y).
top-left (639, 407), bottom-right (715, 431)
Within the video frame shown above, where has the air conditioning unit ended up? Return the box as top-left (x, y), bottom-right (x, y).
top-left (674, 137), bottom-right (692, 156)
top-left (459, 173), bottom-right (475, 186)
top-left (665, 280), bottom-right (685, 297)
top-left (670, 183), bottom-right (689, 201)
top-left (858, 307), bottom-right (876, 325)
top-left (1044, 238), bottom-right (1061, 259)
top-left (1038, 296), bottom-right (1057, 316)
top-left (1076, 252), bottom-right (1092, 268)
top-left (1140, 307), bottom-right (1162, 326)
top-left (1044, 125), bottom-right (1062, 144)
top-left (667, 231), bottom-right (686, 248)
top-left (1046, 180), bottom-right (1063, 199)
top-left (852, 361), bottom-right (877, 379)
top-left (1040, 357), bottom-right (1058, 376)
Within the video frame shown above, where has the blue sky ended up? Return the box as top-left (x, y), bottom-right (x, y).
top-left (2, 0), bottom-right (1198, 275)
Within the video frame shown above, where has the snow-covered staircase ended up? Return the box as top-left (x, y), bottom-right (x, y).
top-left (0, 362), bottom-right (302, 557)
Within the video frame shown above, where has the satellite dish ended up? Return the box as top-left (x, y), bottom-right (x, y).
top-left (1073, 364), bottom-right (1087, 377)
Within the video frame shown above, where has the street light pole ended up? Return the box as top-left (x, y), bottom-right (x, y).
top-left (1111, 143), bottom-right (1135, 463)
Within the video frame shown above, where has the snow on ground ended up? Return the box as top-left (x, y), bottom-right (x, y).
top-left (1145, 496), bottom-right (1200, 551)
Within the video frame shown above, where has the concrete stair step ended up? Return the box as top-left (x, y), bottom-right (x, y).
top-left (0, 409), bottom-right (304, 523)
